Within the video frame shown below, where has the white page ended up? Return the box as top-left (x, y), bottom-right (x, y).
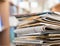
top-left (9, 16), bottom-right (19, 27)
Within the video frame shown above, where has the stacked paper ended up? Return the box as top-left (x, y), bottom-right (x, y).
top-left (14, 12), bottom-right (60, 46)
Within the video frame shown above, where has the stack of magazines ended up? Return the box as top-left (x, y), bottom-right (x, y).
top-left (14, 12), bottom-right (60, 46)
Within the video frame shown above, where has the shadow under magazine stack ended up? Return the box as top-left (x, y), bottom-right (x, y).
top-left (13, 12), bottom-right (60, 46)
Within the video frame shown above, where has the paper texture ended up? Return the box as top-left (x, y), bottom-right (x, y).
top-left (9, 16), bottom-right (19, 27)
